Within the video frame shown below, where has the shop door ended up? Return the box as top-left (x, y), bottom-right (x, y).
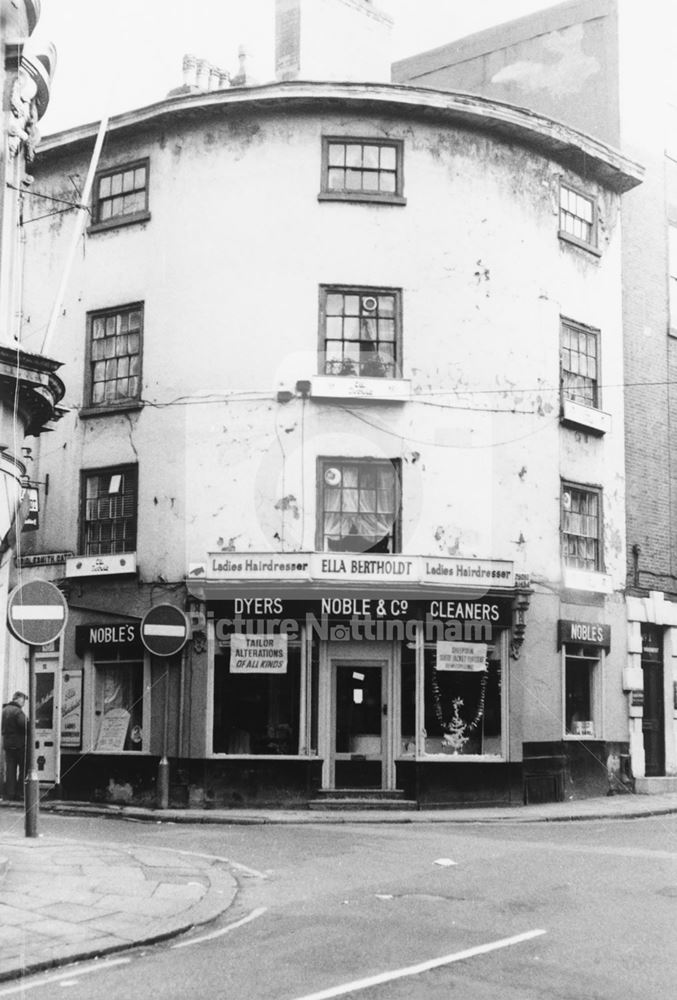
top-left (34, 656), bottom-right (59, 784)
top-left (333, 663), bottom-right (387, 790)
top-left (641, 626), bottom-right (665, 777)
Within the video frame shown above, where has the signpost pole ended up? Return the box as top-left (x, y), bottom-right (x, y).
top-left (157, 663), bottom-right (170, 810)
top-left (7, 579), bottom-right (68, 840)
top-left (139, 605), bottom-right (189, 812)
top-left (24, 646), bottom-right (39, 838)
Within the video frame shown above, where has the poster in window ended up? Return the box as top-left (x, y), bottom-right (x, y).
top-left (95, 707), bottom-right (131, 752)
top-left (436, 642), bottom-right (487, 672)
top-left (230, 633), bottom-right (288, 673)
top-left (61, 670), bottom-right (83, 748)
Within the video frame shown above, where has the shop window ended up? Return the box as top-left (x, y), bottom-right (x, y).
top-left (400, 641), bottom-right (416, 756)
top-left (561, 483), bottom-right (602, 572)
top-left (91, 160), bottom-right (149, 229)
top-left (93, 660), bottom-right (145, 752)
top-left (82, 465), bottom-right (138, 556)
top-left (559, 183), bottom-right (597, 252)
top-left (422, 645), bottom-right (502, 757)
top-left (320, 137), bottom-right (405, 204)
top-left (560, 319), bottom-right (599, 408)
top-left (212, 644), bottom-right (301, 755)
top-left (85, 304), bottom-right (143, 409)
top-left (564, 645), bottom-right (601, 738)
top-left (318, 457), bottom-right (401, 553)
top-left (319, 287), bottom-right (401, 378)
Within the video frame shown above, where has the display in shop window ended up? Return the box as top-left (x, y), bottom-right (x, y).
top-left (424, 645), bottom-right (502, 757)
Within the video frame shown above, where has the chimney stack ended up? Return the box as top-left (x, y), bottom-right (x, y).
top-left (275, 0), bottom-right (393, 84)
top-left (168, 53), bottom-right (232, 97)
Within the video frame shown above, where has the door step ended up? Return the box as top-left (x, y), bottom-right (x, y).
top-left (635, 776), bottom-right (677, 794)
top-left (309, 789), bottom-right (416, 811)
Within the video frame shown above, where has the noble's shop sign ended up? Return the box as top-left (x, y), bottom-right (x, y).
top-left (557, 619), bottom-right (611, 649)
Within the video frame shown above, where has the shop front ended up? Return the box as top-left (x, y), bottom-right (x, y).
top-left (191, 552), bottom-right (529, 807)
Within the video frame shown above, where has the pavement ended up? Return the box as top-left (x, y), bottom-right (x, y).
top-left (0, 790), bottom-right (676, 984)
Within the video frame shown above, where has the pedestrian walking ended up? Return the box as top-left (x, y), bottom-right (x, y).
top-left (2, 692), bottom-right (27, 801)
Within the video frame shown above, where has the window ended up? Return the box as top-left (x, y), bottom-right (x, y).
top-left (423, 644), bottom-right (503, 757)
top-left (320, 287), bottom-right (401, 378)
top-left (82, 466), bottom-right (138, 556)
top-left (560, 319), bottom-right (599, 408)
top-left (92, 160), bottom-right (149, 228)
top-left (320, 137), bottom-right (405, 204)
top-left (559, 183), bottom-right (596, 250)
top-left (318, 458), bottom-right (400, 553)
top-left (212, 644), bottom-right (301, 755)
top-left (562, 483), bottom-right (602, 572)
top-left (93, 659), bottom-right (146, 752)
top-left (564, 645), bottom-right (601, 738)
top-left (669, 224), bottom-right (677, 331)
top-left (85, 305), bottom-right (142, 408)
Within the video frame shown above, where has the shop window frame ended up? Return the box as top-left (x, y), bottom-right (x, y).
top-left (562, 643), bottom-right (603, 740)
top-left (418, 634), bottom-right (506, 760)
top-left (86, 653), bottom-right (151, 755)
top-left (209, 629), bottom-right (310, 759)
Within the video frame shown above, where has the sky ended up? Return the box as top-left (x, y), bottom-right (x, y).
top-left (35, 0), bottom-right (566, 135)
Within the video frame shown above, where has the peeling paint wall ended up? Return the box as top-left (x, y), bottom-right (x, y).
top-left (21, 105), bottom-right (626, 596)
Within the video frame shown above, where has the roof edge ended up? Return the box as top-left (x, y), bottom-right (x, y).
top-left (39, 80), bottom-right (643, 193)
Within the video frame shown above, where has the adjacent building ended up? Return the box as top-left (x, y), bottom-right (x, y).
top-left (1, 0), bottom-right (64, 724)
top-left (394, 0), bottom-right (677, 792)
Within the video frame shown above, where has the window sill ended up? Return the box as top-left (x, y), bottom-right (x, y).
top-left (412, 754), bottom-right (505, 762)
top-left (310, 375), bottom-right (411, 402)
top-left (65, 552), bottom-right (138, 578)
top-left (560, 399), bottom-right (610, 436)
top-left (318, 191), bottom-right (406, 206)
top-left (563, 734), bottom-right (601, 742)
top-left (80, 401), bottom-right (144, 419)
top-left (558, 230), bottom-right (602, 258)
top-left (87, 210), bottom-right (151, 234)
top-left (562, 567), bottom-right (612, 593)
top-left (209, 754), bottom-right (314, 760)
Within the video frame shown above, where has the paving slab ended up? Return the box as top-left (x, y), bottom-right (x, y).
top-left (0, 837), bottom-right (238, 983)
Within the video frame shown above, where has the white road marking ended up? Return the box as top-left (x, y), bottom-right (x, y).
top-left (290, 928), bottom-right (547, 1000)
top-left (0, 958), bottom-right (131, 996)
top-left (172, 906), bottom-right (267, 949)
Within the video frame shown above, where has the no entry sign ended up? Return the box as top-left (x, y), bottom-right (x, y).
top-left (140, 604), bottom-right (189, 657)
top-left (7, 580), bottom-right (68, 646)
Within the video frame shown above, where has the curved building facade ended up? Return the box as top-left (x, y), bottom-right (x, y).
top-left (18, 81), bottom-right (641, 807)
